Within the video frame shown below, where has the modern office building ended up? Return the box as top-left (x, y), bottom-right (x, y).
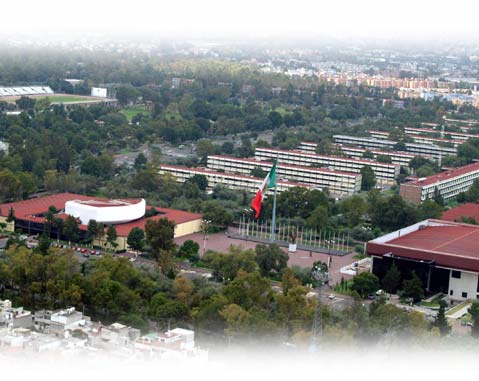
top-left (367, 219), bottom-right (479, 301)
top-left (159, 164), bottom-right (313, 194)
top-left (399, 162), bottom-right (479, 204)
top-left (254, 147), bottom-right (400, 185)
top-left (299, 142), bottom-right (417, 167)
top-left (206, 155), bottom-right (362, 196)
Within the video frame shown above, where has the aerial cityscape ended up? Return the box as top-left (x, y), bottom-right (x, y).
top-left (1, 0), bottom-right (479, 378)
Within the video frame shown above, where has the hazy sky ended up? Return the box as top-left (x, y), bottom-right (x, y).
top-left (2, 0), bottom-right (479, 41)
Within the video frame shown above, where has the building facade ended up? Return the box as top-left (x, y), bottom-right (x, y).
top-left (254, 147), bottom-right (400, 185)
top-left (367, 219), bottom-right (479, 301)
top-left (400, 162), bottom-right (479, 204)
top-left (206, 155), bottom-right (361, 197)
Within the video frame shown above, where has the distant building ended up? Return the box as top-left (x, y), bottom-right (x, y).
top-left (0, 300), bottom-right (33, 329)
top-left (254, 147), bottom-right (400, 185)
top-left (0, 193), bottom-right (203, 250)
top-left (91, 87), bottom-right (108, 98)
top-left (206, 154), bottom-right (362, 197)
top-left (33, 307), bottom-right (90, 336)
top-left (400, 162), bottom-right (479, 204)
top-left (0, 86), bottom-right (54, 98)
top-left (0, 141), bottom-right (8, 155)
top-left (160, 164), bottom-right (312, 194)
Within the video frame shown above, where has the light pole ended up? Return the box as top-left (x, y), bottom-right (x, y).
top-left (202, 219), bottom-right (211, 255)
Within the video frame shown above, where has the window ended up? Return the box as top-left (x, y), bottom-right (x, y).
top-left (462, 292), bottom-right (468, 298)
top-left (450, 290), bottom-right (454, 296)
top-left (451, 270), bottom-right (461, 279)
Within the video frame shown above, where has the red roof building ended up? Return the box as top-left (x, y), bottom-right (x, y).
top-left (400, 162), bottom-right (479, 204)
top-left (367, 219), bottom-right (479, 301)
top-left (0, 193), bottom-right (203, 249)
top-left (441, 203), bottom-right (479, 224)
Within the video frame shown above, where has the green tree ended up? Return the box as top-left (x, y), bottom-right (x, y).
top-left (37, 233), bottom-right (51, 255)
top-left (145, 218), bottom-right (176, 256)
top-left (305, 205), bottom-right (329, 230)
top-left (178, 240), bottom-right (200, 262)
top-left (250, 166), bottom-right (267, 178)
top-left (188, 174), bottom-right (208, 191)
top-left (382, 262), bottom-right (401, 294)
top-left (87, 219), bottom-right (99, 243)
top-left (6, 207), bottom-right (15, 223)
top-left (63, 215), bottom-right (79, 242)
top-left (106, 225), bottom-right (118, 249)
top-left (468, 301), bottom-right (479, 338)
top-left (127, 227), bottom-right (145, 251)
top-left (360, 165), bottom-right (376, 191)
top-left (351, 272), bottom-right (380, 298)
top-left (134, 153), bottom-right (148, 170)
top-left (402, 271), bottom-right (424, 303)
top-left (433, 300), bottom-right (451, 336)
top-left (254, 244), bottom-right (289, 277)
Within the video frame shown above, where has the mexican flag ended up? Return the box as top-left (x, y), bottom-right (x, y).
top-left (251, 161), bottom-right (277, 219)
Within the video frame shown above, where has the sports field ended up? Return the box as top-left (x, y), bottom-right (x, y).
top-left (120, 105), bottom-right (150, 120)
top-left (1, 93), bottom-right (103, 104)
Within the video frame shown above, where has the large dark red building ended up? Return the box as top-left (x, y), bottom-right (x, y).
top-left (367, 219), bottom-right (479, 301)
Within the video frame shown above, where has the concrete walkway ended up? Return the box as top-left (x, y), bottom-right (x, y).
top-left (446, 301), bottom-right (472, 319)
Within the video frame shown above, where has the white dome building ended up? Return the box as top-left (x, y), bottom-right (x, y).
top-left (65, 198), bottom-right (146, 225)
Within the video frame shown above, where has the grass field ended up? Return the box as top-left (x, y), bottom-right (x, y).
top-left (47, 95), bottom-right (94, 103)
top-left (120, 105), bottom-right (150, 120)
top-left (2, 94), bottom-right (97, 104)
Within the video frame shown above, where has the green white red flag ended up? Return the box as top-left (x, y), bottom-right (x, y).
top-left (251, 161), bottom-right (277, 219)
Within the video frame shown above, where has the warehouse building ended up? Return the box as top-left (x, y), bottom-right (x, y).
top-left (0, 193), bottom-right (202, 250)
top-left (159, 164), bottom-right (313, 194)
top-left (298, 141), bottom-right (417, 167)
top-left (254, 147), bottom-right (400, 185)
top-left (367, 219), bottom-right (479, 301)
top-left (206, 155), bottom-right (361, 197)
top-left (399, 162), bottom-right (479, 204)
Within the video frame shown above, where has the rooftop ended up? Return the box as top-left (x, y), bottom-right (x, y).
top-left (207, 155), bottom-right (360, 176)
top-left (0, 193), bottom-right (202, 236)
top-left (255, 147), bottom-right (399, 168)
top-left (442, 203), bottom-right (479, 223)
top-left (367, 219), bottom-right (479, 272)
top-left (403, 162), bottom-right (479, 187)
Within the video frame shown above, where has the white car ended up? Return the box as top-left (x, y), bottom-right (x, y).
top-left (328, 294), bottom-right (335, 300)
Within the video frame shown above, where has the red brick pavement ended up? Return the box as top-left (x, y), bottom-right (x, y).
top-left (174, 228), bottom-right (356, 285)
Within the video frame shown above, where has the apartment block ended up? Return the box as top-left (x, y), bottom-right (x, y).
top-left (206, 155), bottom-right (361, 197)
top-left (299, 142), bottom-right (416, 167)
top-left (159, 164), bottom-right (312, 194)
top-left (254, 147), bottom-right (400, 185)
top-left (400, 162), bottom-right (479, 204)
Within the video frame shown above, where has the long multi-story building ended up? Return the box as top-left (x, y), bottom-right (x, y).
top-left (159, 164), bottom-right (312, 194)
top-left (333, 134), bottom-right (397, 150)
top-left (206, 155), bottom-right (361, 197)
top-left (298, 142), bottom-right (417, 167)
top-left (254, 147), bottom-right (400, 185)
top-left (404, 127), bottom-right (479, 142)
top-left (333, 134), bottom-right (457, 159)
top-left (368, 129), bottom-right (463, 147)
top-left (400, 162), bottom-right (479, 204)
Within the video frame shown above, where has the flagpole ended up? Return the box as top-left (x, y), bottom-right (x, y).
top-left (270, 158), bottom-right (278, 243)
top-left (270, 185), bottom-right (277, 242)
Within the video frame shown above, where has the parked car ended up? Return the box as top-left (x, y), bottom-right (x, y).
top-left (328, 294), bottom-right (335, 300)
top-left (90, 250), bottom-right (96, 255)
top-left (82, 253), bottom-right (90, 258)
top-left (80, 248), bottom-right (87, 254)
